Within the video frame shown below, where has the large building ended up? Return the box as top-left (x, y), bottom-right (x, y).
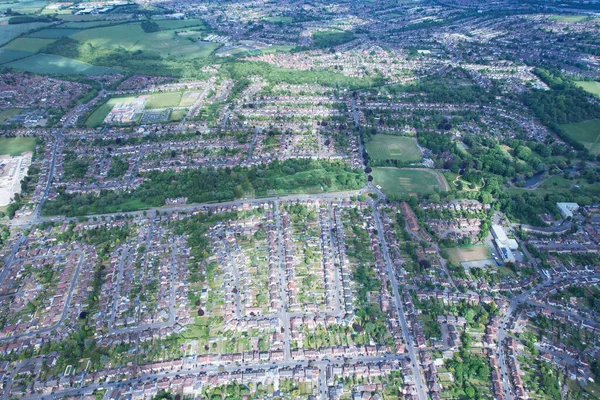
top-left (491, 224), bottom-right (517, 263)
top-left (556, 202), bottom-right (579, 219)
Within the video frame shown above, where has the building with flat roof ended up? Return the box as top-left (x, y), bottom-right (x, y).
top-left (556, 202), bottom-right (579, 219)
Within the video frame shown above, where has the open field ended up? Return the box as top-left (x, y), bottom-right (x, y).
top-left (5, 53), bottom-right (119, 75)
top-left (559, 119), bottom-right (600, 155)
top-left (0, 21), bottom-right (51, 46)
top-left (365, 135), bottom-right (422, 162)
top-left (0, 108), bottom-right (21, 123)
top-left (26, 28), bottom-right (80, 38)
top-left (0, 137), bottom-right (36, 156)
top-left (575, 81), bottom-right (600, 97)
top-left (509, 175), bottom-right (600, 197)
top-left (0, 49), bottom-right (31, 63)
top-left (70, 20), bottom-right (213, 58)
top-left (548, 15), bottom-right (588, 22)
top-left (1, 37), bottom-right (55, 53)
top-left (446, 245), bottom-right (492, 265)
top-left (145, 92), bottom-right (182, 109)
top-left (0, 0), bottom-right (47, 14)
top-left (371, 167), bottom-right (445, 196)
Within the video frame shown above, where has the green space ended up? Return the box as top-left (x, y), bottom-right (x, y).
top-left (0, 108), bottom-right (21, 123)
top-left (311, 29), bottom-right (355, 49)
top-left (0, 0), bottom-right (47, 14)
top-left (85, 91), bottom-right (189, 127)
top-left (446, 245), bottom-right (492, 265)
top-left (0, 49), bottom-right (31, 63)
top-left (69, 20), bottom-right (212, 58)
top-left (365, 134), bottom-right (422, 162)
top-left (42, 159), bottom-right (366, 216)
top-left (5, 53), bottom-right (119, 75)
top-left (169, 109), bottom-right (187, 122)
top-left (558, 119), bottom-right (600, 155)
top-left (575, 81), bottom-right (600, 97)
top-left (26, 28), bottom-right (80, 38)
top-left (85, 96), bottom-right (137, 128)
top-left (0, 21), bottom-right (51, 46)
top-left (371, 167), bottom-right (444, 196)
top-left (262, 16), bottom-right (294, 23)
top-left (508, 175), bottom-right (600, 197)
top-left (145, 92), bottom-right (182, 109)
top-left (549, 15), bottom-right (588, 22)
top-left (1, 37), bottom-right (55, 53)
top-left (0, 137), bottom-right (36, 156)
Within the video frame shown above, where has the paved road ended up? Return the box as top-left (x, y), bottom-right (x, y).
top-left (372, 202), bottom-right (428, 400)
top-left (0, 251), bottom-right (84, 342)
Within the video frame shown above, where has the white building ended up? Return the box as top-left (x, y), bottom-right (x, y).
top-left (556, 202), bottom-right (579, 219)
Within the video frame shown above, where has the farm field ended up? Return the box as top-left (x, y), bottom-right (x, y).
top-left (0, 0), bottom-right (47, 14)
top-left (1, 37), bottom-right (55, 53)
top-left (69, 20), bottom-right (212, 58)
top-left (559, 119), bottom-right (600, 155)
top-left (548, 15), bottom-right (588, 22)
top-left (445, 245), bottom-right (492, 265)
top-left (5, 53), bottom-right (119, 75)
top-left (371, 167), bottom-right (445, 196)
top-left (365, 134), bottom-right (422, 162)
top-left (0, 21), bottom-right (51, 46)
top-left (575, 81), bottom-right (600, 97)
top-left (0, 137), bottom-right (36, 156)
top-left (0, 49), bottom-right (32, 64)
top-left (26, 28), bottom-right (80, 38)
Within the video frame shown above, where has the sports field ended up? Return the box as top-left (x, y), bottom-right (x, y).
top-left (559, 119), bottom-right (600, 155)
top-left (575, 81), bottom-right (600, 97)
top-left (365, 135), bottom-right (422, 162)
top-left (371, 167), bottom-right (445, 196)
top-left (445, 245), bottom-right (492, 265)
top-left (5, 53), bottom-right (119, 75)
top-left (0, 137), bottom-right (36, 156)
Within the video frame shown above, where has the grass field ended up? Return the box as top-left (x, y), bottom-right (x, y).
top-left (70, 20), bottom-right (212, 58)
top-left (365, 135), bottom-right (422, 162)
top-left (559, 119), bottom-right (600, 155)
top-left (509, 175), bottom-right (600, 196)
top-left (26, 28), bottom-right (80, 38)
top-left (169, 109), bottom-right (187, 122)
top-left (1, 37), bottom-right (55, 53)
top-left (0, 21), bottom-right (51, 46)
top-left (0, 108), bottom-right (21, 123)
top-left (145, 92), bottom-right (182, 109)
top-left (575, 81), bottom-right (600, 97)
top-left (371, 167), bottom-right (444, 196)
top-left (549, 15), bottom-right (588, 22)
top-left (0, 137), bottom-right (36, 156)
top-left (0, 49), bottom-right (32, 64)
top-left (446, 245), bottom-right (491, 265)
top-left (180, 91), bottom-right (201, 107)
top-left (0, 0), bottom-right (47, 14)
top-left (5, 53), bottom-right (119, 75)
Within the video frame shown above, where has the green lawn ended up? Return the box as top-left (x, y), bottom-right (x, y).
top-left (509, 175), bottom-right (600, 196)
top-left (1, 37), bottom-right (55, 53)
top-left (548, 15), bottom-right (588, 22)
top-left (365, 134), bottom-right (421, 162)
top-left (559, 119), bottom-right (600, 155)
top-left (5, 53), bottom-right (119, 75)
top-left (145, 92), bottom-right (182, 109)
top-left (575, 81), bottom-right (600, 98)
top-left (169, 109), bottom-right (187, 122)
top-left (0, 108), bottom-right (21, 123)
top-left (0, 137), bottom-right (36, 156)
top-left (371, 167), bottom-right (444, 196)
